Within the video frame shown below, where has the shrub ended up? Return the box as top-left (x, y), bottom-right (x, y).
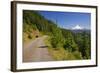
top-left (28, 34), bottom-right (32, 39)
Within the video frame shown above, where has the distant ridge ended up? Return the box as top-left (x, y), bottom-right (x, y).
top-left (70, 29), bottom-right (90, 34)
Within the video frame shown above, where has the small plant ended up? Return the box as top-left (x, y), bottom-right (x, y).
top-left (28, 34), bottom-right (32, 39)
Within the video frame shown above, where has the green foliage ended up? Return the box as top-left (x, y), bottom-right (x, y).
top-left (23, 10), bottom-right (91, 60)
top-left (74, 31), bottom-right (91, 59)
top-left (50, 27), bottom-right (64, 49)
top-left (72, 51), bottom-right (82, 59)
top-left (62, 29), bottom-right (78, 52)
top-left (23, 10), bottom-right (57, 33)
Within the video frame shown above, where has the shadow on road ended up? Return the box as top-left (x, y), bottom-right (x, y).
top-left (38, 46), bottom-right (49, 48)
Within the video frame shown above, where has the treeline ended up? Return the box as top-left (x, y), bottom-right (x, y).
top-left (23, 10), bottom-right (91, 60)
top-left (73, 31), bottom-right (91, 59)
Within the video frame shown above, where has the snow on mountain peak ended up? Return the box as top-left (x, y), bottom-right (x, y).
top-left (72, 25), bottom-right (83, 30)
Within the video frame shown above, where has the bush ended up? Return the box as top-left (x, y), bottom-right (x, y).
top-left (73, 51), bottom-right (82, 59)
top-left (28, 34), bottom-right (32, 39)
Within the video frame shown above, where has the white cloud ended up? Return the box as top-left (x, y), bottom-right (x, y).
top-left (72, 25), bottom-right (83, 30)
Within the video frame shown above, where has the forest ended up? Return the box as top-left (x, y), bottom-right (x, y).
top-left (23, 10), bottom-right (91, 60)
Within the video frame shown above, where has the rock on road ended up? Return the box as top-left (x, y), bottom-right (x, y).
top-left (23, 36), bottom-right (53, 62)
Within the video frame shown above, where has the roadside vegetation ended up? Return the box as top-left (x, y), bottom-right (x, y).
top-left (23, 10), bottom-right (91, 60)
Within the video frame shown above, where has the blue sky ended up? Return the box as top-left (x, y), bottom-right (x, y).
top-left (39, 11), bottom-right (91, 30)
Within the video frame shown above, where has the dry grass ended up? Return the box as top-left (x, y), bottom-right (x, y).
top-left (44, 36), bottom-right (83, 61)
top-left (48, 48), bottom-right (67, 60)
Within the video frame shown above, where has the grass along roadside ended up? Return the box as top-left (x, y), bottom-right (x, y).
top-left (44, 36), bottom-right (82, 61)
top-left (23, 32), bottom-right (36, 48)
top-left (44, 36), bottom-right (68, 60)
top-left (23, 30), bottom-right (43, 48)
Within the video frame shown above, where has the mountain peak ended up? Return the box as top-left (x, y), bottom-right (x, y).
top-left (72, 25), bottom-right (83, 30)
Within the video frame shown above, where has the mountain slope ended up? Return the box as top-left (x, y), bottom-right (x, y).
top-left (23, 10), bottom-right (91, 60)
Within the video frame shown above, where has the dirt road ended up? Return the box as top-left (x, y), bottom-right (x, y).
top-left (23, 36), bottom-right (53, 62)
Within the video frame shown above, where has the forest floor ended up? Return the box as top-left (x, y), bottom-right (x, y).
top-left (23, 35), bottom-right (53, 62)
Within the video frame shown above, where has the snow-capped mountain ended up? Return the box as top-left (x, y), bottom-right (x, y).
top-left (71, 25), bottom-right (90, 33)
top-left (72, 25), bottom-right (84, 30)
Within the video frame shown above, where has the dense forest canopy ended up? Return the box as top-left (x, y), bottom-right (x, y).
top-left (23, 10), bottom-right (91, 60)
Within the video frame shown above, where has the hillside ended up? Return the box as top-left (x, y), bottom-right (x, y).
top-left (23, 10), bottom-right (91, 61)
